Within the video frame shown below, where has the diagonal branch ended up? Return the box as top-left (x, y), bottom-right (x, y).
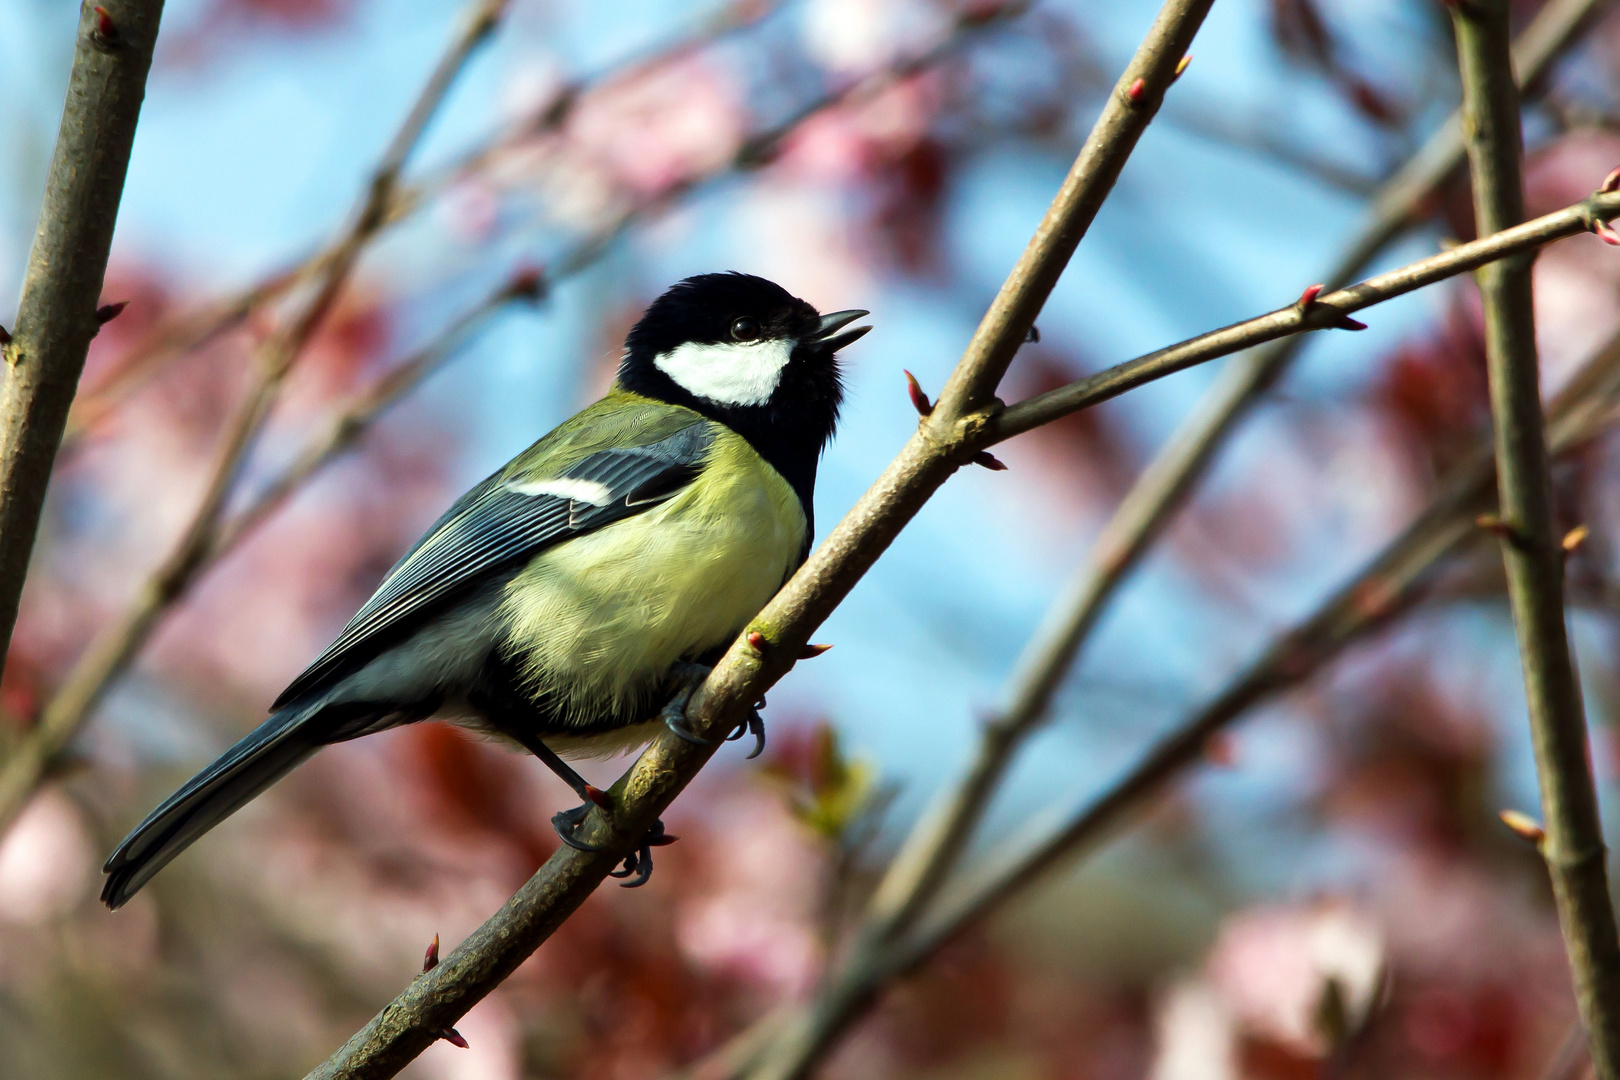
top-left (0, 0), bottom-right (167, 675)
top-left (1454, 2), bottom-right (1620, 1076)
top-left (0, 0), bottom-right (511, 832)
top-left (302, 3), bottom-right (1216, 1077)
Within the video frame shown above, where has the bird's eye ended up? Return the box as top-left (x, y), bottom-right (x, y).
top-left (730, 316), bottom-right (761, 342)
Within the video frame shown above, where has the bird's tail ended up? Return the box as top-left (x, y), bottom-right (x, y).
top-left (101, 702), bottom-right (326, 909)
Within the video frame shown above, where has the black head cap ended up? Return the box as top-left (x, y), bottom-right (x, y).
top-left (616, 272), bottom-right (869, 521)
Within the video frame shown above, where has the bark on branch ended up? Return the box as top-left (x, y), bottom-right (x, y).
top-left (1454, 2), bottom-right (1620, 1075)
top-left (0, 0), bottom-right (167, 673)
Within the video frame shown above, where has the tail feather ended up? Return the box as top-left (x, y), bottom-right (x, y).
top-left (101, 704), bottom-right (324, 909)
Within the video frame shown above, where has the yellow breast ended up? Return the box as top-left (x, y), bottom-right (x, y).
top-left (498, 424), bottom-right (806, 740)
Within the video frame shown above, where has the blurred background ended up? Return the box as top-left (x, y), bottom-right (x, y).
top-left (4, 0), bottom-right (1620, 1076)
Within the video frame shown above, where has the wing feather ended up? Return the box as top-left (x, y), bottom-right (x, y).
top-left (273, 421), bottom-right (713, 707)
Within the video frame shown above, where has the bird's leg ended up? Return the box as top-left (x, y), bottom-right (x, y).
top-left (501, 726), bottom-right (678, 888)
top-left (503, 729), bottom-right (611, 852)
top-left (661, 662), bottom-right (767, 759)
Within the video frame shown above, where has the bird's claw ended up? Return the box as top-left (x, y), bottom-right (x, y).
top-left (661, 665), bottom-right (767, 758)
top-left (552, 802), bottom-right (678, 887)
top-left (606, 818), bottom-right (679, 888)
top-left (551, 802), bottom-right (608, 852)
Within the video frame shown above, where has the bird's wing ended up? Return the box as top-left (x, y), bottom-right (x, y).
top-left (273, 421), bottom-right (714, 707)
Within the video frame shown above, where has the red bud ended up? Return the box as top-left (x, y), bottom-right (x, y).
top-left (1499, 809), bottom-right (1545, 844)
top-left (96, 300), bottom-right (128, 324)
top-left (440, 1028), bottom-right (470, 1049)
top-left (904, 370), bottom-right (932, 416)
top-left (508, 264), bottom-right (547, 300)
top-left (584, 784), bottom-right (612, 809)
top-left (746, 631), bottom-right (768, 653)
top-left (973, 451), bottom-right (1008, 471)
top-left (1126, 78), bottom-right (1146, 103)
top-left (422, 933), bottom-right (440, 973)
top-left (798, 643), bottom-right (833, 660)
top-left (1601, 166), bottom-right (1620, 195)
top-left (91, 6), bottom-right (119, 46)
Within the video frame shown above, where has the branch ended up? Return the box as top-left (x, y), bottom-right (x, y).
top-left (746, 324), bottom-right (1620, 1080)
top-left (0, 0), bottom-right (510, 832)
top-left (301, 3), bottom-right (1216, 1077)
top-left (987, 187), bottom-right (1620, 442)
top-left (833, 0), bottom-right (1609, 965)
top-left (1455, 2), bottom-right (1620, 1076)
top-left (0, 0), bottom-right (167, 673)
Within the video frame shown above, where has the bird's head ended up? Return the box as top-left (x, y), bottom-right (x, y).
top-left (616, 273), bottom-right (869, 461)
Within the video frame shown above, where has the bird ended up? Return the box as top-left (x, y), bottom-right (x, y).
top-left (101, 272), bottom-right (869, 907)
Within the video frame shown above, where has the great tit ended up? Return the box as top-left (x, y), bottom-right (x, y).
top-left (101, 272), bottom-right (869, 907)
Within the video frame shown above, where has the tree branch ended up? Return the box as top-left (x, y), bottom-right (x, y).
top-left (988, 187), bottom-right (1620, 442)
top-left (1455, 2), bottom-right (1620, 1075)
top-left (0, 0), bottom-right (167, 674)
top-left (301, 3), bottom-right (1217, 1077)
top-left (0, 0), bottom-right (510, 832)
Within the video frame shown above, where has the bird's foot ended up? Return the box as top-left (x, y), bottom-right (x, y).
top-left (551, 800), bottom-right (678, 888)
top-left (554, 793), bottom-right (680, 887)
top-left (606, 818), bottom-right (678, 888)
top-left (661, 663), bottom-right (767, 759)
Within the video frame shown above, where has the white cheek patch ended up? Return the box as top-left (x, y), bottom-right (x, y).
top-left (504, 478), bottom-right (613, 505)
top-left (653, 338), bottom-right (794, 407)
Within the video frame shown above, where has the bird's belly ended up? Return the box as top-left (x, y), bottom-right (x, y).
top-left (498, 449), bottom-right (805, 738)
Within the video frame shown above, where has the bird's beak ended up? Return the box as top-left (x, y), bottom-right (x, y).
top-left (807, 309), bottom-right (871, 353)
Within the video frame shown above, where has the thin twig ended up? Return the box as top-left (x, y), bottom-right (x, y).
top-left (747, 326), bottom-right (1620, 1080)
top-left (0, 0), bottom-right (510, 832)
top-left (987, 188), bottom-right (1620, 442)
top-left (1455, 2), bottom-right (1620, 1075)
top-left (0, 0), bottom-right (167, 673)
top-left (848, 0), bottom-right (1610, 955)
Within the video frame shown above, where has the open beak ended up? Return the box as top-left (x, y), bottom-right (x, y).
top-left (807, 309), bottom-right (871, 354)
